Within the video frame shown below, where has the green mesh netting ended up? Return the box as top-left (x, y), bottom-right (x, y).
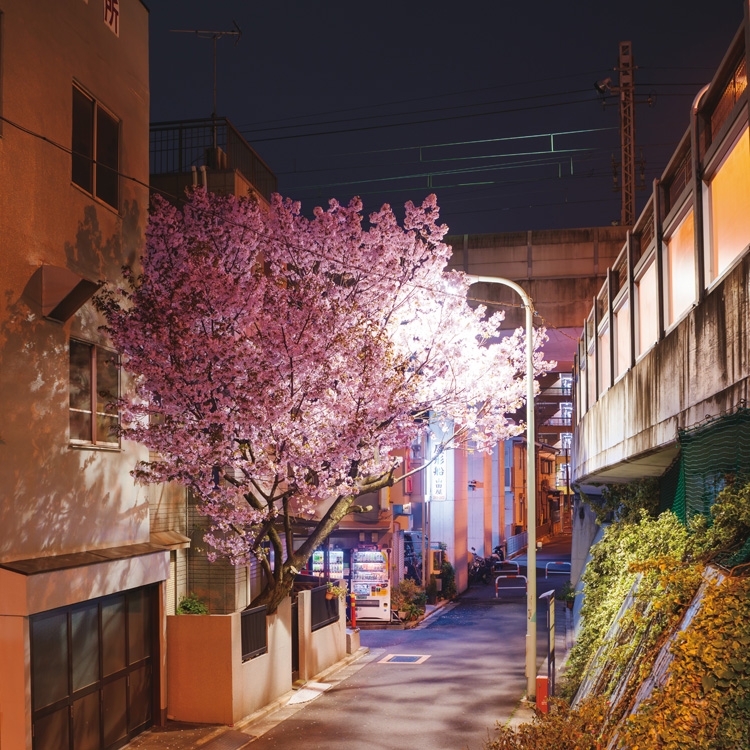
top-left (671, 408), bottom-right (750, 524)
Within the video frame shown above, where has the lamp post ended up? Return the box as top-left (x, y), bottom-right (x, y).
top-left (466, 274), bottom-right (537, 701)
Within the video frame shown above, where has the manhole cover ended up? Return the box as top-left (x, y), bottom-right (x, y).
top-left (378, 653), bottom-right (430, 664)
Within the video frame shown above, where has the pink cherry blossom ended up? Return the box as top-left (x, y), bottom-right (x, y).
top-left (98, 189), bottom-right (551, 610)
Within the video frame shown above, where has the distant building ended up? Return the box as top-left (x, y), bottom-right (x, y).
top-left (377, 226), bottom-right (628, 592)
top-left (0, 2), bottom-right (163, 749)
top-left (572, 17), bottom-right (750, 535)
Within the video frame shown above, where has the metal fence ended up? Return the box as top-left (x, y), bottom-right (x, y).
top-left (311, 585), bottom-right (340, 632)
top-left (506, 531), bottom-right (528, 557)
top-left (150, 118), bottom-right (278, 203)
top-left (240, 604), bottom-right (268, 661)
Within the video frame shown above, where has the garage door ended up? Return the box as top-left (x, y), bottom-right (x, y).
top-left (30, 585), bottom-right (157, 750)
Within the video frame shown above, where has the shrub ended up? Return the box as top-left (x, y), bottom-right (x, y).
top-left (176, 592), bottom-right (209, 615)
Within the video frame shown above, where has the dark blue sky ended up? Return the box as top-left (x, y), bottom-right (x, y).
top-left (148, 1), bottom-right (744, 235)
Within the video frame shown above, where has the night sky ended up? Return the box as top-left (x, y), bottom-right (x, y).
top-left (148, 1), bottom-right (744, 236)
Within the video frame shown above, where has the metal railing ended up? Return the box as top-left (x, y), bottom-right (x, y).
top-left (545, 561), bottom-right (572, 578)
top-left (241, 604), bottom-right (268, 661)
top-left (506, 531), bottom-right (528, 557)
top-left (311, 584), bottom-right (339, 632)
top-left (150, 118), bottom-right (278, 202)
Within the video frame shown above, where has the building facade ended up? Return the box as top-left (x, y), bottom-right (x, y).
top-left (572, 16), bottom-right (750, 510)
top-left (0, 3), bottom-right (168, 749)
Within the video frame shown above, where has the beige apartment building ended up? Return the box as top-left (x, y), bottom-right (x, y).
top-left (0, 3), bottom-right (167, 749)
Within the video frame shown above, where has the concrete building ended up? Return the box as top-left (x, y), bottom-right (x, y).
top-left (0, 2), bottom-right (166, 749)
top-left (572, 17), bottom-right (750, 526)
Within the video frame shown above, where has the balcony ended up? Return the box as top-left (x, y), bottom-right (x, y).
top-left (150, 118), bottom-right (277, 204)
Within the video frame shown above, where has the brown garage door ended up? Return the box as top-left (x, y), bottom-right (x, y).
top-left (30, 585), bottom-right (157, 750)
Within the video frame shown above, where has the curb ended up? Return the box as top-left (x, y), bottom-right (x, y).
top-left (234, 646), bottom-right (371, 733)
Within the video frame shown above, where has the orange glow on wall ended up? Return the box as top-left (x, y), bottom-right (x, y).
top-left (666, 209), bottom-right (695, 325)
top-left (710, 126), bottom-right (750, 280)
top-left (636, 260), bottom-right (658, 356)
top-left (614, 299), bottom-right (630, 378)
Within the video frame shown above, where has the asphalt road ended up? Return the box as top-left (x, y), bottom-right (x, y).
top-left (246, 535), bottom-right (574, 750)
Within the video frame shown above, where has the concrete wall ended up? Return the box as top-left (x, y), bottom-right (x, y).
top-left (575, 253), bottom-right (750, 483)
top-left (167, 598), bottom-right (293, 726)
top-left (0, 0), bottom-right (150, 562)
top-left (167, 591), bottom-right (349, 725)
top-left (297, 589), bottom-right (347, 682)
top-left (445, 227), bottom-right (627, 331)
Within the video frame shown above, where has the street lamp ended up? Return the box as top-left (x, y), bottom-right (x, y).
top-left (466, 274), bottom-right (537, 701)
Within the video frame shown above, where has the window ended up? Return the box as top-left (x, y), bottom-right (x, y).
top-left (72, 85), bottom-right (119, 209)
top-left (69, 340), bottom-right (120, 446)
top-left (598, 321), bottom-right (611, 396)
top-left (664, 209), bottom-right (695, 326)
top-left (706, 125), bottom-right (750, 282)
top-left (635, 259), bottom-right (658, 357)
top-left (614, 296), bottom-right (630, 379)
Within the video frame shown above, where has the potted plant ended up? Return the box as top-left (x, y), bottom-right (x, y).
top-left (557, 580), bottom-right (577, 609)
top-left (391, 579), bottom-right (427, 621)
top-left (326, 582), bottom-right (348, 601)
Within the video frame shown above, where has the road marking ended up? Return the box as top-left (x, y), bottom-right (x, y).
top-left (378, 653), bottom-right (431, 664)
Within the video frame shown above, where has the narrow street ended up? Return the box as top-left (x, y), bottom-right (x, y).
top-left (238, 535), bottom-right (573, 750)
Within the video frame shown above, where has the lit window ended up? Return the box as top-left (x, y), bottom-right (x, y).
top-left (636, 259), bottom-right (658, 357)
top-left (598, 322), bottom-right (610, 396)
top-left (707, 125), bottom-right (750, 281)
top-left (69, 340), bottom-right (120, 446)
top-left (665, 210), bottom-right (695, 326)
top-left (614, 297), bottom-right (630, 379)
top-left (72, 86), bottom-right (119, 209)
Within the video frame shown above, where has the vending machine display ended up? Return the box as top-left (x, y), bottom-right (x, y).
top-left (311, 549), bottom-right (344, 578)
top-left (351, 548), bottom-right (390, 621)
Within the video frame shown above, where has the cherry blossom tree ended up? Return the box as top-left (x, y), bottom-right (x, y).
top-left (98, 189), bottom-right (551, 611)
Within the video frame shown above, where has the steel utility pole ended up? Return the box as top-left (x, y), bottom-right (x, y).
top-left (618, 42), bottom-right (636, 227)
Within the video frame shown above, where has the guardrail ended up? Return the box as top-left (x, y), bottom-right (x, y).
top-left (492, 561), bottom-right (520, 575)
top-left (545, 561), bottom-right (572, 578)
top-left (495, 574), bottom-right (528, 598)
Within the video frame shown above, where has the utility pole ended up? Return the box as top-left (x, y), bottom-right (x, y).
top-left (618, 42), bottom-right (636, 227)
top-left (595, 41), bottom-right (639, 227)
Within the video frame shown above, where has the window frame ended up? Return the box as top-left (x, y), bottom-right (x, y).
top-left (71, 83), bottom-right (120, 211)
top-left (69, 339), bottom-right (121, 449)
top-left (702, 117), bottom-right (750, 288)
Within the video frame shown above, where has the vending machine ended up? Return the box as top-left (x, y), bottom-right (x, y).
top-left (311, 549), bottom-right (344, 579)
top-left (350, 548), bottom-right (390, 621)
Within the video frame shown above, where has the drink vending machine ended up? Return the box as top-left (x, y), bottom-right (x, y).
top-left (350, 548), bottom-right (390, 621)
top-left (311, 549), bottom-right (344, 578)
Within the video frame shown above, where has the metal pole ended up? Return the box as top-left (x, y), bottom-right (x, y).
top-left (466, 274), bottom-right (537, 700)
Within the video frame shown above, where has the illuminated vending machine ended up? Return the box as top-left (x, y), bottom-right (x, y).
top-left (311, 549), bottom-right (344, 579)
top-left (350, 548), bottom-right (390, 621)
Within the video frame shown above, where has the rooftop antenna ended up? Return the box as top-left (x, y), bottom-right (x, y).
top-left (171, 21), bottom-right (242, 148)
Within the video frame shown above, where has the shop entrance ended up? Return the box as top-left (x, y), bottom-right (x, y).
top-left (30, 585), bottom-right (157, 750)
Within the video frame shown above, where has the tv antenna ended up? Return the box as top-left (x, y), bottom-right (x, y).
top-left (171, 21), bottom-right (242, 122)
